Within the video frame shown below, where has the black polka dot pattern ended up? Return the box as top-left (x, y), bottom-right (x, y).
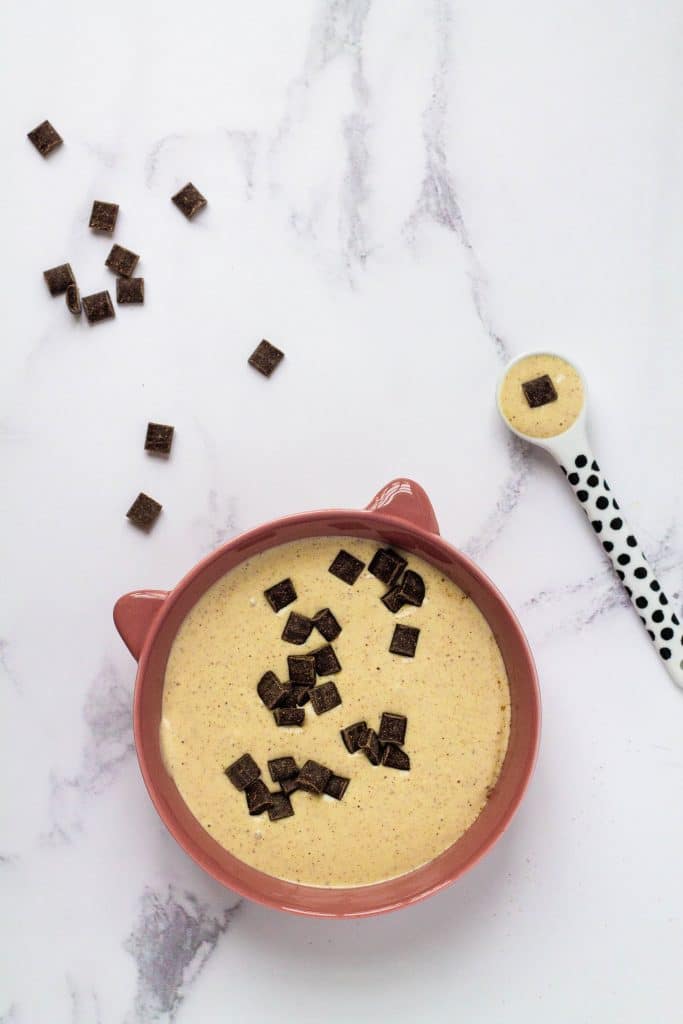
top-left (560, 451), bottom-right (683, 684)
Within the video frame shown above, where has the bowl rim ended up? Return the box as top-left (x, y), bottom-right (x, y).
top-left (132, 506), bottom-right (541, 917)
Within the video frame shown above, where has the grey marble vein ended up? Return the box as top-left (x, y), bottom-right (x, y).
top-left (0, 1005), bottom-right (21, 1024)
top-left (195, 488), bottom-right (239, 555)
top-left (271, 0), bottom-right (372, 274)
top-left (464, 435), bottom-right (531, 559)
top-left (224, 129), bottom-right (259, 198)
top-left (144, 134), bottom-right (183, 188)
top-left (124, 886), bottom-right (240, 1022)
top-left (67, 976), bottom-right (102, 1024)
top-left (0, 638), bottom-right (21, 692)
top-left (45, 659), bottom-right (134, 843)
top-left (524, 524), bottom-right (682, 638)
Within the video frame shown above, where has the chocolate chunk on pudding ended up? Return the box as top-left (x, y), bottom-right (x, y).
top-left (264, 578), bottom-right (297, 612)
top-left (328, 549), bottom-right (365, 585)
top-left (225, 753), bottom-right (260, 791)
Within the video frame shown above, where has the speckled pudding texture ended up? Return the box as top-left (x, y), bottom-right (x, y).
top-left (161, 538), bottom-right (511, 887)
top-left (499, 354), bottom-right (584, 438)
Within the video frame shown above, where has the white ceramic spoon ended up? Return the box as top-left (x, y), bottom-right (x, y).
top-left (497, 351), bottom-right (683, 690)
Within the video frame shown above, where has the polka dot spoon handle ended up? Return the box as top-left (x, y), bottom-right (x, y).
top-left (558, 447), bottom-right (683, 688)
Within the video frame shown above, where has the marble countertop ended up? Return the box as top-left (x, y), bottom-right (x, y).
top-left (2, 1), bottom-right (682, 1021)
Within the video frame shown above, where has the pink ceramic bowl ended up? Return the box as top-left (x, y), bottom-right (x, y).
top-left (114, 478), bottom-right (540, 918)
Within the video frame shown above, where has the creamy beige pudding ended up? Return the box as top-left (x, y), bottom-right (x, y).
top-left (499, 353), bottom-right (584, 438)
top-left (161, 537), bottom-right (510, 887)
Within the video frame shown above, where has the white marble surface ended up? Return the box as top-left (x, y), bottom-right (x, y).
top-left (1, 1), bottom-right (682, 1020)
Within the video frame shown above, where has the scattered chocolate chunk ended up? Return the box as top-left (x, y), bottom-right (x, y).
top-left (268, 792), bottom-right (294, 821)
top-left (257, 670), bottom-right (289, 710)
top-left (280, 775), bottom-right (300, 795)
top-left (378, 712), bottom-right (407, 746)
top-left (277, 688), bottom-right (298, 708)
top-left (225, 752), bottom-right (260, 791)
top-left (273, 706), bottom-right (305, 727)
top-left (248, 339), bottom-right (284, 378)
top-left (264, 578), bottom-right (297, 613)
top-left (290, 685), bottom-right (312, 706)
top-left (65, 283), bottom-right (81, 316)
top-left (172, 182), bottom-right (207, 220)
top-left (340, 720), bottom-right (367, 754)
top-left (309, 681), bottom-right (342, 716)
top-left (382, 744), bottom-right (411, 771)
top-left (312, 608), bottom-right (341, 642)
top-left (521, 374), bottom-right (558, 409)
top-left (43, 263), bottom-right (75, 296)
top-left (27, 120), bottom-right (62, 157)
top-left (287, 654), bottom-right (316, 686)
top-left (268, 757), bottom-right (299, 783)
top-left (389, 624), bottom-right (420, 657)
top-left (381, 586), bottom-right (407, 614)
top-left (89, 200), bottom-right (119, 233)
top-left (145, 422), bottom-right (174, 455)
top-left (368, 548), bottom-right (407, 587)
top-left (245, 779), bottom-right (273, 815)
top-left (116, 277), bottom-right (144, 304)
top-left (126, 491), bottom-right (161, 529)
top-left (399, 570), bottom-right (425, 607)
top-left (313, 644), bottom-right (341, 676)
top-left (105, 243), bottom-right (139, 278)
top-left (297, 760), bottom-right (332, 794)
top-left (359, 727), bottom-right (382, 766)
top-left (328, 549), bottom-right (365, 585)
top-left (325, 774), bottom-right (350, 800)
top-left (82, 290), bottom-right (115, 324)
top-left (281, 612), bottom-right (313, 645)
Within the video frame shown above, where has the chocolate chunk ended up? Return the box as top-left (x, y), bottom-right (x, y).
top-left (399, 570), bottom-right (425, 607)
top-left (389, 624), bottom-right (420, 657)
top-left (378, 712), bottom-right (407, 746)
top-left (116, 277), bottom-right (144, 304)
top-left (65, 283), bottom-right (81, 316)
top-left (325, 774), bottom-right (350, 801)
top-left (82, 290), bottom-right (115, 324)
top-left (126, 491), bottom-right (162, 529)
top-left (340, 720), bottom-right (367, 754)
top-left (273, 706), bottom-right (305, 727)
top-left (312, 608), bottom-right (341, 642)
top-left (381, 744), bottom-right (411, 771)
top-left (245, 779), bottom-right (273, 815)
top-left (43, 263), bottom-right (75, 296)
top-left (309, 681), bottom-right (342, 716)
top-left (381, 586), bottom-right (407, 614)
top-left (248, 339), bottom-right (284, 378)
top-left (89, 200), bottom-right (119, 233)
top-left (521, 374), bottom-right (558, 409)
top-left (281, 612), bottom-right (313, 645)
top-left (359, 727), bottom-right (382, 766)
top-left (27, 120), bottom-right (62, 157)
top-left (172, 182), bottom-right (207, 220)
top-left (328, 549), bottom-right (365, 585)
top-left (257, 671), bottom-right (289, 710)
top-left (225, 752), bottom-right (260, 791)
top-left (297, 760), bottom-right (332, 794)
top-left (264, 578), bottom-right (297, 612)
top-left (290, 685), bottom-right (312, 706)
top-left (280, 775), bottom-right (300, 795)
top-left (145, 422), bottom-right (174, 455)
top-left (267, 757), bottom-right (299, 783)
top-left (268, 792), bottom-right (294, 820)
top-left (313, 644), bottom-right (341, 676)
top-left (287, 654), bottom-right (316, 685)
top-left (368, 548), bottom-right (407, 587)
top-left (105, 243), bottom-right (139, 278)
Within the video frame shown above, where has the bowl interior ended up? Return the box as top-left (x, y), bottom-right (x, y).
top-left (135, 511), bottom-right (540, 917)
